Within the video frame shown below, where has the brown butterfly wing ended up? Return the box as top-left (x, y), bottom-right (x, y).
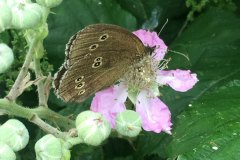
top-left (65, 24), bottom-right (145, 67)
top-left (54, 24), bottom-right (147, 103)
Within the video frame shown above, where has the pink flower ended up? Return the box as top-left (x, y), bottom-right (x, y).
top-left (133, 30), bottom-right (168, 61)
top-left (157, 69), bottom-right (198, 92)
top-left (90, 29), bottom-right (198, 134)
top-left (135, 90), bottom-right (172, 134)
top-left (91, 84), bottom-right (127, 128)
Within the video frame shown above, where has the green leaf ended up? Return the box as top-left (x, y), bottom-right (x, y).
top-left (166, 79), bottom-right (240, 159)
top-left (116, 0), bottom-right (147, 21)
top-left (135, 7), bottom-right (240, 159)
top-left (162, 7), bottom-right (240, 115)
top-left (140, 0), bottom-right (187, 42)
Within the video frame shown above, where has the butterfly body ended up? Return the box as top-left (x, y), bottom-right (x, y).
top-left (53, 24), bottom-right (149, 103)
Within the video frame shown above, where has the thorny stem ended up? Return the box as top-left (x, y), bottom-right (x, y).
top-left (1, 4), bottom-right (76, 141)
top-left (34, 57), bottom-right (48, 107)
top-left (6, 38), bottom-right (38, 101)
top-left (0, 98), bottom-right (75, 139)
top-left (31, 115), bottom-right (67, 139)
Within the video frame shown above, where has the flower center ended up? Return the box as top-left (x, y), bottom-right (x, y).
top-left (122, 55), bottom-right (158, 91)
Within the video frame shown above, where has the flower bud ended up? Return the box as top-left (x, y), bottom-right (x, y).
top-left (11, 3), bottom-right (43, 29)
top-left (36, 0), bottom-right (63, 8)
top-left (76, 111), bottom-right (111, 146)
top-left (7, 0), bottom-right (31, 8)
top-left (0, 1), bottom-right (12, 32)
top-left (0, 142), bottom-right (16, 160)
top-left (35, 134), bottom-right (70, 160)
top-left (61, 146), bottom-right (71, 160)
top-left (0, 43), bottom-right (14, 73)
top-left (0, 119), bottom-right (29, 151)
top-left (115, 110), bottom-right (142, 137)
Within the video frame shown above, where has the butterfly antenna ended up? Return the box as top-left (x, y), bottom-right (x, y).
top-left (158, 58), bottom-right (171, 70)
top-left (168, 49), bottom-right (190, 61)
top-left (158, 18), bottom-right (168, 36)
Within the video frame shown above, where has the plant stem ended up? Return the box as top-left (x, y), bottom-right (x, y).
top-left (32, 106), bottom-right (75, 129)
top-left (64, 137), bottom-right (83, 149)
top-left (31, 115), bottom-right (67, 139)
top-left (0, 98), bottom-right (75, 133)
top-left (6, 38), bottom-right (38, 101)
top-left (34, 57), bottom-right (48, 107)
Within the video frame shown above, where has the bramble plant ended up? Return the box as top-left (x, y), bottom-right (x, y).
top-left (0, 0), bottom-right (239, 160)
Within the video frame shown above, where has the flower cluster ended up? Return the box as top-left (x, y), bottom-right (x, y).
top-left (91, 29), bottom-right (198, 135)
top-left (0, 0), bottom-right (62, 32)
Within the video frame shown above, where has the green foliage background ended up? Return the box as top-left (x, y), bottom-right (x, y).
top-left (1, 0), bottom-right (240, 159)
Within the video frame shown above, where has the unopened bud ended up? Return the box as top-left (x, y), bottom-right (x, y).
top-left (11, 2), bottom-right (43, 29)
top-left (36, 0), bottom-right (63, 8)
top-left (0, 1), bottom-right (12, 32)
top-left (7, 0), bottom-right (31, 8)
top-left (0, 119), bottom-right (29, 151)
top-left (115, 110), bottom-right (142, 137)
top-left (0, 142), bottom-right (16, 160)
top-left (0, 43), bottom-right (14, 73)
top-left (35, 134), bottom-right (70, 160)
top-left (76, 111), bottom-right (111, 146)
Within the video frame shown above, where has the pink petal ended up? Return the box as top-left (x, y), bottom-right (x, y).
top-left (156, 69), bottom-right (198, 92)
top-left (90, 83), bottom-right (128, 128)
top-left (136, 90), bottom-right (172, 134)
top-left (133, 29), bottom-right (168, 61)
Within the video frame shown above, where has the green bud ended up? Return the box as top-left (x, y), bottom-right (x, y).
top-left (59, 139), bottom-right (71, 160)
top-left (61, 148), bottom-right (71, 160)
top-left (36, 0), bottom-right (63, 8)
top-left (0, 142), bottom-right (16, 160)
top-left (0, 119), bottom-right (29, 151)
top-left (35, 134), bottom-right (70, 160)
top-left (0, 43), bottom-right (14, 73)
top-left (24, 23), bottom-right (49, 58)
top-left (0, 1), bottom-right (12, 32)
top-left (115, 110), bottom-right (142, 137)
top-left (11, 3), bottom-right (43, 29)
top-left (76, 111), bottom-right (111, 146)
top-left (25, 23), bottom-right (49, 43)
top-left (7, 0), bottom-right (31, 8)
